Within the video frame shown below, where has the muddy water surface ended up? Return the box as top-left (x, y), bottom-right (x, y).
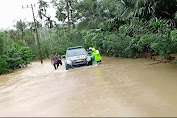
top-left (0, 56), bottom-right (177, 117)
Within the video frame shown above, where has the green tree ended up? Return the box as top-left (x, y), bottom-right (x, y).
top-left (14, 20), bottom-right (27, 44)
top-left (51, 0), bottom-right (79, 32)
top-left (38, 0), bottom-right (56, 28)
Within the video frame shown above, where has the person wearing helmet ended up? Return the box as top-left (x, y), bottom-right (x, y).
top-left (88, 47), bottom-right (95, 62)
top-left (91, 48), bottom-right (102, 65)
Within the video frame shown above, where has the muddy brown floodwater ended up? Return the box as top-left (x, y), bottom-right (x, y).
top-left (0, 56), bottom-right (177, 117)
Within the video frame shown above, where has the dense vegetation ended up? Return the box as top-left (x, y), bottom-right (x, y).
top-left (0, 0), bottom-right (177, 74)
top-left (0, 31), bottom-right (32, 74)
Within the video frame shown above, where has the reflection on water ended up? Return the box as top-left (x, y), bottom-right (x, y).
top-left (0, 57), bottom-right (177, 117)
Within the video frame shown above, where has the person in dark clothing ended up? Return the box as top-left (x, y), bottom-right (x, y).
top-left (55, 53), bottom-right (62, 68)
top-left (51, 54), bottom-right (58, 70)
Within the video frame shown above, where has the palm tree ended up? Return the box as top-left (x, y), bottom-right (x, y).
top-left (15, 20), bottom-right (27, 44)
top-left (51, 0), bottom-right (78, 32)
top-left (132, 0), bottom-right (177, 20)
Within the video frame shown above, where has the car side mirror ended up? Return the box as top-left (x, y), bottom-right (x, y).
top-left (62, 55), bottom-right (65, 58)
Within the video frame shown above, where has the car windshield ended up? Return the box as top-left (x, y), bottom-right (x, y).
top-left (66, 48), bottom-right (87, 57)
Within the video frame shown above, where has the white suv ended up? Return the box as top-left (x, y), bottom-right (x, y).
top-left (65, 46), bottom-right (92, 70)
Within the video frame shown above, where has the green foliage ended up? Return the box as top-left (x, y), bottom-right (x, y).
top-left (119, 18), bottom-right (153, 38)
top-left (124, 37), bottom-right (139, 58)
top-left (0, 30), bottom-right (33, 75)
top-left (137, 31), bottom-right (177, 59)
top-left (82, 30), bottom-right (104, 51)
top-left (119, 17), bottom-right (173, 38)
top-left (8, 43), bottom-right (32, 67)
top-left (0, 55), bottom-right (11, 74)
top-left (0, 33), bottom-right (4, 55)
top-left (170, 30), bottom-right (177, 53)
top-left (3, 43), bottom-right (32, 70)
top-left (1, 0), bottom-right (177, 75)
top-left (171, 30), bottom-right (177, 41)
top-left (35, 21), bottom-right (177, 60)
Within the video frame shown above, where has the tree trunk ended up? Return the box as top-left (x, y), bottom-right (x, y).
top-left (70, 9), bottom-right (75, 29)
top-left (67, 2), bottom-right (71, 33)
top-left (21, 30), bottom-right (25, 44)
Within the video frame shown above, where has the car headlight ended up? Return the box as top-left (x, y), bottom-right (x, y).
top-left (86, 56), bottom-right (91, 61)
top-left (66, 60), bottom-right (72, 65)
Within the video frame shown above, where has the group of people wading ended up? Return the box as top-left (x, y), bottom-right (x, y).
top-left (51, 53), bottom-right (62, 70)
top-left (88, 47), bottom-right (102, 65)
top-left (51, 47), bottom-right (102, 70)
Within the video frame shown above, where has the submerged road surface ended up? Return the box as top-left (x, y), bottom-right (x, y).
top-left (0, 56), bottom-right (177, 117)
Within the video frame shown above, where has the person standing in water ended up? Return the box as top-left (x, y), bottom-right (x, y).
top-left (51, 54), bottom-right (58, 70)
top-left (91, 48), bottom-right (102, 65)
top-left (55, 53), bottom-right (62, 67)
top-left (88, 47), bottom-right (95, 62)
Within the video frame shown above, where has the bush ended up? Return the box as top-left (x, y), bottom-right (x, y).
top-left (0, 55), bottom-right (11, 74)
top-left (137, 32), bottom-right (176, 59)
top-left (6, 43), bottom-right (33, 69)
top-left (0, 40), bottom-right (33, 75)
top-left (102, 33), bottom-right (130, 57)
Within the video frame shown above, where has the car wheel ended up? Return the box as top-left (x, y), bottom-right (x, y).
top-left (88, 61), bottom-right (93, 66)
top-left (90, 61), bottom-right (93, 65)
top-left (65, 64), bottom-right (69, 70)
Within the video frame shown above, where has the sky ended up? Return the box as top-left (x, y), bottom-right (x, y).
top-left (0, 0), bottom-right (56, 30)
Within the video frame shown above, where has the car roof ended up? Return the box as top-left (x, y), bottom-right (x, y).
top-left (67, 46), bottom-right (83, 50)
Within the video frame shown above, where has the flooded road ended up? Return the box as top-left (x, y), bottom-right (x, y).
top-left (0, 56), bottom-right (177, 117)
